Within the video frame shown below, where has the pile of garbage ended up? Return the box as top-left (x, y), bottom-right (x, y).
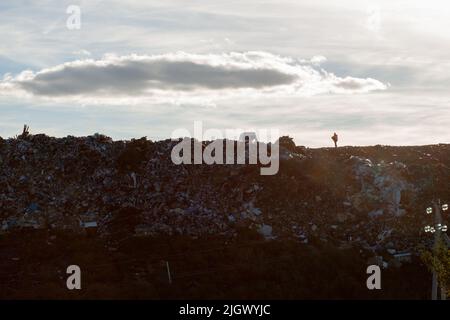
top-left (1, 130), bottom-right (449, 257)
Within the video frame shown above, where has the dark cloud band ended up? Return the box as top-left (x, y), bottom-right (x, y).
top-left (1, 52), bottom-right (387, 101)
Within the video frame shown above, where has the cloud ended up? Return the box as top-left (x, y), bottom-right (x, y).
top-left (72, 49), bottom-right (92, 57)
top-left (0, 52), bottom-right (387, 105)
top-left (310, 55), bottom-right (327, 66)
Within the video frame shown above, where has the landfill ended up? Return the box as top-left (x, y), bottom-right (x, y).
top-left (1, 131), bottom-right (449, 257)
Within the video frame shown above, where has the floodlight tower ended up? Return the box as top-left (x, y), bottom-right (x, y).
top-left (424, 200), bottom-right (448, 300)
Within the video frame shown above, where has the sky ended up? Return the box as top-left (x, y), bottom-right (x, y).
top-left (1, 0), bottom-right (450, 147)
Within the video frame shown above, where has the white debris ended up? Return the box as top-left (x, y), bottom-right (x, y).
top-left (368, 209), bottom-right (383, 218)
top-left (258, 224), bottom-right (274, 240)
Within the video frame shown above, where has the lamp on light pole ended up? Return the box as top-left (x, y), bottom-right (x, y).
top-left (423, 201), bottom-right (448, 300)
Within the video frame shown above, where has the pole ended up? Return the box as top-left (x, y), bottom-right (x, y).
top-left (166, 260), bottom-right (172, 284)
top-left (432, 272), bottom-right (438, 300)
top-left (437, 200), bottom-right (447, 301)
top-left (431, 201), bottom-right (443, 300)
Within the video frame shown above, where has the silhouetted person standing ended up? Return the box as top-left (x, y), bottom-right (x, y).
top-left (331, 132), bottom-right (338, 148)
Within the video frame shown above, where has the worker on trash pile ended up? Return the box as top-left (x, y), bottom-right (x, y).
top-left (331, 132), bottom-right (338, 148)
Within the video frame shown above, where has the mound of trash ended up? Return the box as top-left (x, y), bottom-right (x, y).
top-left (1, 131), bottom-right (449, 258)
